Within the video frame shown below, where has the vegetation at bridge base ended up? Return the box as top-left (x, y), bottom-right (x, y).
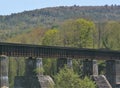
top-left (54, 66), bottom-right (96, 88)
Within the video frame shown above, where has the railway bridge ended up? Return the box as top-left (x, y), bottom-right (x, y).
top-left (0, 42), bottom-right (120, 88)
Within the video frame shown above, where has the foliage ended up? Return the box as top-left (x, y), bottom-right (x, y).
top-left (7, 27), bottom-right (47, 44)
top-left (34, 67), bottom-right (44, 74)
top-left (54, 66), bottom-right (96, 88)
top-left (42, 29), bottom-right (62, 46)
top-left (102, 21), bottom-right (120, 50)
top-left (61, 18), bottom-right (95, 48)
top-left (98, 60), bottom-right (106, 75)
top-left (43, 58), bottom-right (57, 76)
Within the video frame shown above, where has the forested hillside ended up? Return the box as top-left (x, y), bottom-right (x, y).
top-left (1, 5), bottom-right (120, 30)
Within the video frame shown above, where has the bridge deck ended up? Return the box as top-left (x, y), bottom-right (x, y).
top-left (0, 42), bottom-right (120, 60)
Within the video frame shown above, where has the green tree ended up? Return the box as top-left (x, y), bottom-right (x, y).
top-left (43, 58), bottom-right (57, 76)
top-left (54, 66), bottom-right (96, 88)
top-left (42, 28), bottom-right (62, 46)
top-left (61, 19), bottom-right (96, 48)
top-left (102, 21), bottom-right (120, 50)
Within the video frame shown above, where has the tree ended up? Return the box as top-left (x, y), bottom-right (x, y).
top-left (42, 28), bottom-right (62, 46)
top-left (61, 18), bottom-right (96, 48)
top-left (102, 21), bottom-right (120, 50)
top-left (54, 66), bottom-right (96, 88)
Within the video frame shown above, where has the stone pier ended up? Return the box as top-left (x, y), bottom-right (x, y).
top-left (93, 60), bottom-right (98, 76)
top-left (36, 58), bottom-right (43, 76)
top-left (106, 60), bottom-right (120, 88)
top-left (14, 57), bottom-right (54, 88)
top-left (0, 55), bottom-right (9, 88)
top-left (83, 60), bottom-right (98, 76)
top-left (57, 58), bottom-right (73, 72)
top-left (67, 58), bottom-right (73, 69)
top-left (14, 57), bottom-right (40, 88)
top-left (57, 58), bottom-right (67, 72)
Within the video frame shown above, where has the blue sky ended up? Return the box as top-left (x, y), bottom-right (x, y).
top-left (0, 0), bottom-right (119, 15)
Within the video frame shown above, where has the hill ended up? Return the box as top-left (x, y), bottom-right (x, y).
top-left (1, 5), bottom-right (120, 41)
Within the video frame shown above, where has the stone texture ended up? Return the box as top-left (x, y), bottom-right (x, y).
top-left (0, 55), bottom-right (9, 88)
top-left (83, 60), bottom-right (98, 76)
top-left (106, 60), bottom-right (120, 88)
top-left (93, 60), bottom-right (98, 76)
top-left (67, 58), bottom-right (73, 69)
top-left (106, 60), bottom-right (116, 88)
top-left (38, 76), bottom-right (54, 88)
top-left (93, 75), bottom-right (112, 88)
top-left (14, 76), bottom-right (41, 88)
top-left (14, 76), bottom-right (54, 88)
top-left (14, 57), bottom-right (54, 88)
top-left (57, 58), bottom-right (67, 72)
top-left (14, 76), bottom-right (25, 88)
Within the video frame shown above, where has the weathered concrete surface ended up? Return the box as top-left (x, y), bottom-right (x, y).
top-left (106, 60), bottom-right (120, 88)
top-left (14, 75), bottom-right (54, 88)
top-left (83, 60), bottom-right (98, 76)
top-left (1, 86), bottom-right (8, 88)
top-left (93, 60), bottom-right (98, 76)
top-left (67, 58), bottom-right (73, 69)
top-left (38, 76), bottom-right (54, 88)
top-left (57, 58), bottom-right (73, 72)
top-left (14, 76), bottom-right (26, 88)
top-left (106, 60), bottom-right (116, 88)
top-left (14, 57), bottom-right (54, 88)
top-left (36, 58), bottom-right (43, 76)
top-left (14, 76), bottom-right (41, 88)
top-left (57, 58), bottom-right (67, 72)
top-left (93, 75), bottom-right (112, 88)
top-left (0, 55), bottom-right (9, 88)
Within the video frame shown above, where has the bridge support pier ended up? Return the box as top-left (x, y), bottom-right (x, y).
top-left (67, 58), bottom-right (73, 69)
top-left (106, 60), bottom-right (120, 88)
top-left (14, 57), bottom-right (41, 88)
top-left (36, 58), bottom-right (43, 76)
top-left (57, 58), bottom-right (73, 72)
top-left (14, 57), bottom-right (54, 88)
top-left (83, 60), bottom-right (98, 76)
top-left (0, 55), bottom-right (9, 88)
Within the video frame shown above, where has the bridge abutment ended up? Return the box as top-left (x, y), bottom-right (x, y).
top-left (0, 55), bottom-right (9, 88)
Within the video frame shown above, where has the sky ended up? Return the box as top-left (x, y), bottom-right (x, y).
top-left (0, 0), bottom-right (119, 15)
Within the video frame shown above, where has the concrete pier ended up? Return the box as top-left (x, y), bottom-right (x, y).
top-left (36, 58), bottom-right (43, 76)
top-left (67, 58), bottom-right (73, 69)
top-left (14, 57), bottom-right (54, 88)
top-left (57, 58), bottom-right (73, 72)
top-left (106, 60), bottom-right (116, 88)
top-left (57, 58), bottom-right (67, 72)
top-left (25, 57), bottom-right (36, 76)
top-left (93, 60), bottom-right (98, 76)
top-left (106, 60), bottom-right (120, 88)
top-left (0, 55), bottom-right (9, 88)
top-left (14, 57), bottom-right (41, 88)
top-left (83, 60), bottom-right (98, 76)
